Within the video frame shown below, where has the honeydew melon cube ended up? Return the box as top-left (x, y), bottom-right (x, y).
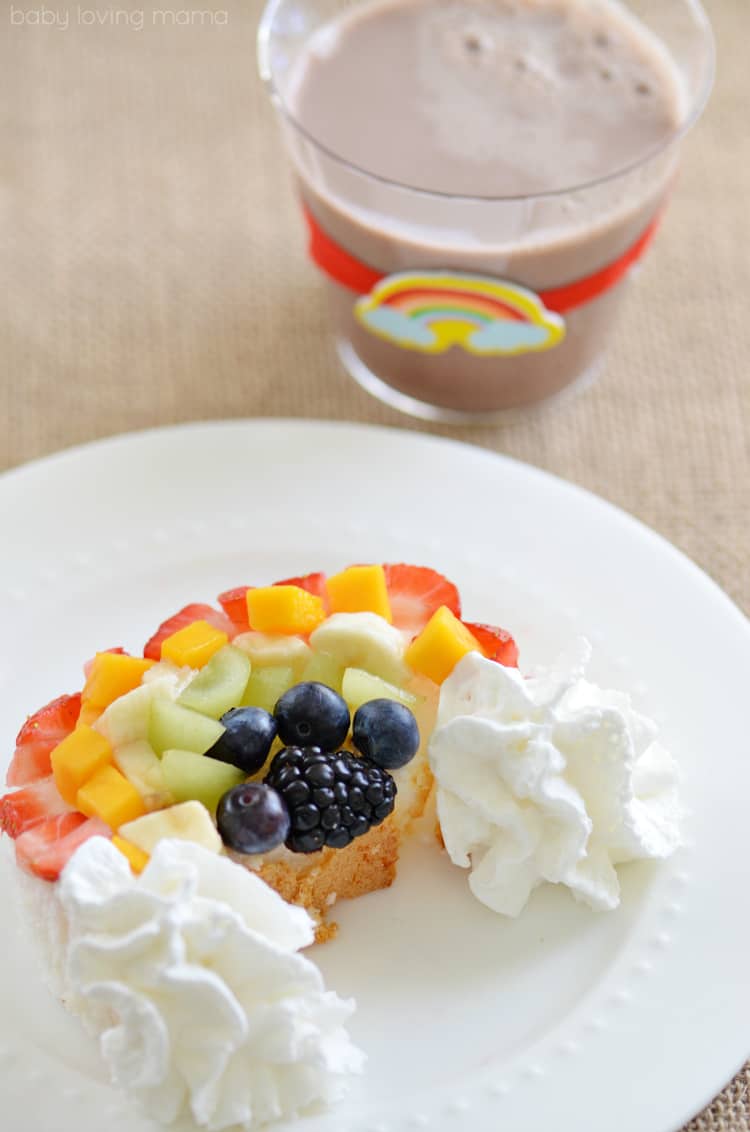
top-left (113, 739), bottom-right (174, 811)
top-left (94, 676), bottom-right (179, 748)
top-left (177, 646), bottom-right (251, 720)
top-left (240, 665), bottom-right (296, 714)
top-left (342, 667), bottom-right (420, 713)
top-left (161, 749), bottom-right (244, 814)
top-left (300, 652), bottom-right (345, 693)
top-left (149, 699), bottom-right (225, 757)
top-left (120, 800), bottom-right (222, 855)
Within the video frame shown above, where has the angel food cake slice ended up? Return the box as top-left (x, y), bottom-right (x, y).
top-left (0, 563), bottom-right (518, 936)
top-left (0, 561), bottom-right (682, 1132)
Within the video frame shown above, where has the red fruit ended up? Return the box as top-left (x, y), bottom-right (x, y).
top-left (274, 572), bottom-right (328, 603)
top-left (15, 814), bottom-right (111, 881)
top-left (217, 587), bottom-right (253, 633)
top-left (143, 603), bottom-right (236, 660)
top-left (383, 564), bottom-right (461, 636)
top-left (0, 777), bottom-right (73, 839)
top-left (7, 693), bottom-right (82, 787)
top-left (464, 622), bottom-right (519, 668)
top-left (83, 646), bottom-right (127, 680)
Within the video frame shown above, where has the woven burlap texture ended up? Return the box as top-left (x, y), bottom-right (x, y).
top-left (0, 0), bottom-right (747, 1126)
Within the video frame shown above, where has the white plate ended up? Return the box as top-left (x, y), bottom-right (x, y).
top-left (0, 420), bottom-right (748, 1132)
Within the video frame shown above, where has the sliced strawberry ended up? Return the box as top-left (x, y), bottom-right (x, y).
top-left (274, 572), bottom-right (328, 602)
top-left (83, 646), bottom-right (127, 680)
top-left (15, 814), bottom-right (111, 881)
top-left (217, 587), bottom-right (253, 633)
top-left (143, 603), bottom-right (236, 660)
top-left (464, 622), bottom-right (519, 668)
top-left (7, 693), bottom-right (82, 787)
top-left (0, 777), bottom-right (73, 839)
top-left (383, 564), bottom-right (461, 636)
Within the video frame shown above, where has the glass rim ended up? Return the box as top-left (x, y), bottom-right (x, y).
top-left (257, 0), bottom-right (715, 205)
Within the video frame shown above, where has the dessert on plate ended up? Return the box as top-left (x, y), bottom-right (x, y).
top-left (0, 562), bottom-right (680, 1131)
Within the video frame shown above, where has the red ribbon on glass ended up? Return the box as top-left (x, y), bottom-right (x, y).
top-left (303, 205), bottom-right (660, 314)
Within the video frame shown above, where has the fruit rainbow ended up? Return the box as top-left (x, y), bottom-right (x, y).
top-left (354, 270), bottom-right (566, 356)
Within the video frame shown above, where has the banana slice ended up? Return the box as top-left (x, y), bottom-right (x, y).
top-left (120, 800), bottom-right (222, 855)
top-left (233, 631), bottom-right (312, 676)
top-left (310, 613), bottom-right (409, 685)
top-left (95, 675), bottom-right (181, 748)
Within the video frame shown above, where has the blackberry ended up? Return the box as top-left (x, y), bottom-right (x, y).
top-left (264, 746), bottom-right (396, 854)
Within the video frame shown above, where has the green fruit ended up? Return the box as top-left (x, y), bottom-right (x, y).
top-left (241, 665), bottom-right (295, 714)
top-left (161, 749), bottom-right (245, 813)
top-left (177, 645), bottom-right (251, 719)
top-left (150, 699), bottom-right (225, 757)
top-left (113, 739), bottom-right (173, 809)
top-left (96, 682), bottom-right (165, 747)
top-left (342, 667), bottom-right (420, 713)
top-left (301, 652), bottom-right (344, 693)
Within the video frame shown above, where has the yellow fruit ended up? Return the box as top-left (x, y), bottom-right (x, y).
top-left (76, 765), bottom-right (146, 829)
top-left (112, 835), bottom-right (150, 874)
top-left (247, 586), bottom-right (325, 636)
top-left (160, 620), bottom-right (229, 668)
top-left (77, 701), bottom-right (103, 727)
top-left (51, 725), bottom-right (114, 805)
top-left (120, 801), bottom-right (222, 855)
top-left (325, 565), bottom-right (392, 622)
top-left (82, 653), bottom-right (155, 710)
top-left (405, 605), bottom-right (481, 685)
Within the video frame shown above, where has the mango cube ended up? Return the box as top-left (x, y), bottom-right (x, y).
top-left (405, 605), bottom-right (481, 685)
top-left (160, 620), bottom-right (229, 668)
top-left (77, 701), bottom-right (104, 728)
top-left (112, 835), bottom-right (150, 874)
top-left (246, 586), bottom-right (325, 636)
top-left (51, 724), bottom-right (114, 805)
top-left (82, 653), bottom-right (155, 709)
top-left (76, 764), bottom-right (146, 829)
top-left (326, 565), bottom-right (392, 622)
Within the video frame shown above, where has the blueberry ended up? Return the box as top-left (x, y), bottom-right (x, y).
top-left (208, 707), bottom-right (277, 774)
top-left (352, 699), bottom-right (420, 770)
top-left (216, 783), bottom-right (290, 855)
top-left (274, 682), bottom-right (350, 750)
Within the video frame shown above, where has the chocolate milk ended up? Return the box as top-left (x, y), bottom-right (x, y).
top-left (286, 0), bottom-right (687, 413)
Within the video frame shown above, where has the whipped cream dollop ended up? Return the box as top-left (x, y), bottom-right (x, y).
top-left (429, 641), bottom-right (681, 916)
top-left (57, 838), bottom-right (364, 1130)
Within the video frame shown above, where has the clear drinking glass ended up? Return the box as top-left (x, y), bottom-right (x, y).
top-left (258, 0), bottom-right (714, 422)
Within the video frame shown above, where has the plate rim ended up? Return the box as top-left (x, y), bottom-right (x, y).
top-left (1, 416), bottom-right (746, 629)
top-left (0, 417), bottom-right (748, 1132)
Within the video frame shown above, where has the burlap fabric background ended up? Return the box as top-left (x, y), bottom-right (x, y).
top-left (1, 0), bottom-right (748, 1125)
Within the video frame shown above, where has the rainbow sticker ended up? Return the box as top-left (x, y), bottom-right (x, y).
top-left (355, 271), bottom-right (566, 357)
